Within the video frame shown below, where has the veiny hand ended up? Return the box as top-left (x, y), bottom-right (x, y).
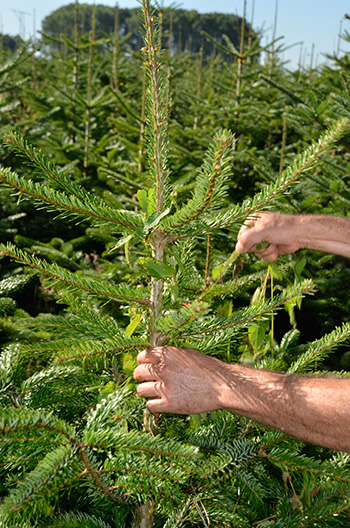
top-left (133, 346), bottom-right (232, 414)
top-left (235, 212), bottom-right (301, 262)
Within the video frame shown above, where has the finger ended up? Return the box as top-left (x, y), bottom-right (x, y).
top-left (147, 398), bottom-right (187, 414)
top-left (236, 237), bottom-right (261, 255)
top-left (261, 250), bottom-right (279, 262)
top-left (254, 243), bottom-right (277, 257)
top-left (238, 223), bottom-right (250, 237)
top-left (147, 399), bottom-right (169, 413)
top-left (136, 381), bottom-right (162, 399)
top-left (133, 363), bottom-right (160, 382)
top-left (237, 219), bottom-right (254, 240)
top-left (235, 240), bottom-right (246, 254)
top-left (136, 347), bottom-right (163, 365)
top-left (256, 246), bottom-right (279, 262)
top-left (237, 224), bottom-right (265, 253)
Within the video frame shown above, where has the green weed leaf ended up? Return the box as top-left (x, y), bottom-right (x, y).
top-left (140, 257), bottom-right (175, 279)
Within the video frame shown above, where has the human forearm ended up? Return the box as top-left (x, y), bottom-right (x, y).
top-left (223, 364), bottom-right (350, 452)
top-left (295, 214), bottom-right (350, 257)
top-left (134, 346), bottom-right (350, 452)
top-left (236, 213), bottom-right (350, 260)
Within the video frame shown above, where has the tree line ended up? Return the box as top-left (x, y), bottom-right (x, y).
top-left (41, 2), bottom-right (253, 57)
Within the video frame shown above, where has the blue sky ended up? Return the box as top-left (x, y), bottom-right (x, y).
top-left (1, 1), bottom-right (350, 68)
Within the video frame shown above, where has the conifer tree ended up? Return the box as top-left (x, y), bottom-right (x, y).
top-left (2, 2), bottom-right (350, 527)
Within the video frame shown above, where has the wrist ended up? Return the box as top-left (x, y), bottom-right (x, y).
top-left (218, 363), bottom-right (289, 425)
top-left (284, 214), bottom-right (310, 252)
top-left (217, 363), bottom-right (267, 416)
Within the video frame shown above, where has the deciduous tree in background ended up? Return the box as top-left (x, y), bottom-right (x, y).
top-left (41, 2), bottom-right (252, 57)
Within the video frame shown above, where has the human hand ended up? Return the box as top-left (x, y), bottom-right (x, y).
top-left (235, 212), bottom-right (301, 262)
top-left (133, 346), bottom-right (231, 414)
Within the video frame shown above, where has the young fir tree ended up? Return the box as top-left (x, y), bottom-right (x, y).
top-left (2, 2), bottom-right (350, 527)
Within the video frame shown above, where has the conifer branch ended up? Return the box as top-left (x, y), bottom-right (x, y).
top-left (156, 301), bottom-right (209, 343)
top-left (78, 446), bottom-right (130, 504)
top-left (162, 130), bottom-right (234, 234)
top-left (0, 444), bottom-right (76, 521)
top-left (288, 322), bottom-right (350, 374)
top-left (4, 132), bottom-right (89, 199)
top-left (202, 266), bottom-right (288, 301)
top-left (161, 280), bottom-right (314, 339)
top-left (170, 118), bottom-right (350, 239)
top-left (21, 293), bottom-right (127, 338)
top-left (0, 243), bottom-right (151, 307)
top-left (0, 166), bottom-right (142, 231)
top-left (163, 498), bottom-right (191, 527)
top-left (0, 409), bottom-right (76, 442)
top-left (259, 448), bottom-right (350, 483)
top-left (19, 336), bottom-right (145, 366)
top-left (41, 512), bottom-right (113, 528)
top-left (101, 468), bottom-right (174, 484)
top-left (169, 280), bottom-right (314, 341)
top-left (53, 340), bottom-right (145, 365)
top-left (84, 429), bottom-right (199, 460)
top-left (19, 365), bottom-right (98, 409)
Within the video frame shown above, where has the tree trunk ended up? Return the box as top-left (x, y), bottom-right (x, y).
top-left (135, 501), bottom-right (155, 528)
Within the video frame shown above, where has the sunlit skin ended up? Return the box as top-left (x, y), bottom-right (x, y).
top-left (235, 212), bottom-right (350, 261)
top-left (133, 213), bottom-right (350, 452)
